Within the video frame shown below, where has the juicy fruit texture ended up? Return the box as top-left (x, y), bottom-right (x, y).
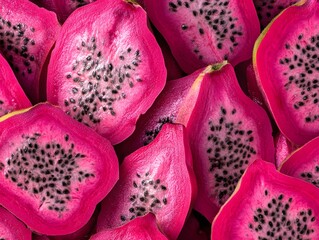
top-left (212, 159), bottom-right (319, 239)
top-left (97, 124), bottom-right (196, 240)
top-left (0, 103), bottom-right (118, 235)
top-left (49, 206), bottom-right (99, 239)
top-left (0, 53), bottom-right (31, 116)
top-left (254, 0), bottom-right (298, 29)
top-left (0, 206), bottom-right (32, 240)
top-left (254, 0), bottom-right (319, 146)
top-left (47, 0), bottom-right (166, 145)
top-left (31, 0), bottom-right (97, 23)
top-left (177, 62), bottom-right (274, 221)
top-left (91, 213), bottom-right (168, 240)
top-left (275, 132), bottom-right (297, 168)
top-left (280, 135), bottom-right (319, 187)
top-left (116, 69), bottom-right (201, 159)
top-left (0, 0), bottom-right (60, 103)
top-left (144, 0), bottom-right (260, 73)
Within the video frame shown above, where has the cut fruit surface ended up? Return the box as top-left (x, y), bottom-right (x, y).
top-left (0, 103), bottom-right (118, 235)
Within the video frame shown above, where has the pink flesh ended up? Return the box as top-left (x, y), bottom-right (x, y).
top-left (144, 0), bottom-right (260, 73)
top-left (212, 159), bottom-right (319, 239)
top-left (280, 135), bottom-right (319, 183)
top-left (49, 206), bottom-right (98, 239)
top-left (92, 213), bottom-right (167, 240)
top-left (47, 0), bottom-right (166, 145)
top-left (253, 0), bottom-right (299, 29)
top-left (0, 206), bottom-right (32, 240)
top-left (0, 0), bottom-right (60, 103)
top-left (115, 69), bottom-right (201, 160)
top-left (0, 103), bottom-right (118, 235)
top-left (0, 53), bottom-right (31, 116)
top-left (97, 124), bottom-right (196, 240)
top-left (254, 0), bottom-right (319, 145)
top-left (180, 63), bottom-right (274, 222)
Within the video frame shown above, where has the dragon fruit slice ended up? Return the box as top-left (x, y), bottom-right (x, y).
top-left (47, 0), bottom-right (166, 145)
top-left (144, 0), bottom-right (260, 73)
top-left (92, 213), bottom-right (167, 240)
top-left (212, 159), bottom-right (319, 239)
top-left (254, 0), bottom-right (319, 146)
top-left (115, 68), bottom-right (201, 160)
top-left (31, 0), bottom-right (97, 23)
top-left (0, 205), bottom-right (32, 240)
top-left (0, 53), bottom-right (31, 116)
top-left (253, 0), bottom-right (299, 29)
top-left (176, 62), bottom-right (275, 222)
top-left (0, 103), bottom-right (118, 235)
top-left (97, 123), bottom-right (197, 240)
top-left (280, 135), bottom-right (319, 187)
top-left (0, 0), bottom-right (60, 103)
top-left (275, 132), bottom-right (297, 168)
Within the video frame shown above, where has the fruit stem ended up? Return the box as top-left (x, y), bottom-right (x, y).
top-left (125, 0), bottom-right (139, 5)
top-left (207, 60), bottom-right (228, 73)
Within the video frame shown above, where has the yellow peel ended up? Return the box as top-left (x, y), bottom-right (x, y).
top-left (0, 107), bottom-right (32, 123)
top-left (0, 102), bottom-right (61, 123)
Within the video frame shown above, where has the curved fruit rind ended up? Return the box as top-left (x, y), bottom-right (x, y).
top-left (274, 132), bottom-right (297, 168)
top-left (47, 0), bottom-right (166, 144)
top-left (0, 103), bottom-right (119, 235)
top-left (0, 53), bottom-right (31, 116)
top-left (176, 61), bottom-right (228, 125)
top-left (91, 213), bottom-right (168, 240)
top-left (0, 106), bottom-right (32, 122)
top-left (212, 159), bottom-right (319, 239)
top-left (279, 135), bottom-right (319, 183)
top-left (0, 206), bottom-right (32, 240)
top-left (253, 0), bottom-right (319, 145)
top-left (97, 123), bottom-right (196, 240)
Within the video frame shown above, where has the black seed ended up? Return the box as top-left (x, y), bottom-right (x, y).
top-left (163, 198), bottom-right (167, 205)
